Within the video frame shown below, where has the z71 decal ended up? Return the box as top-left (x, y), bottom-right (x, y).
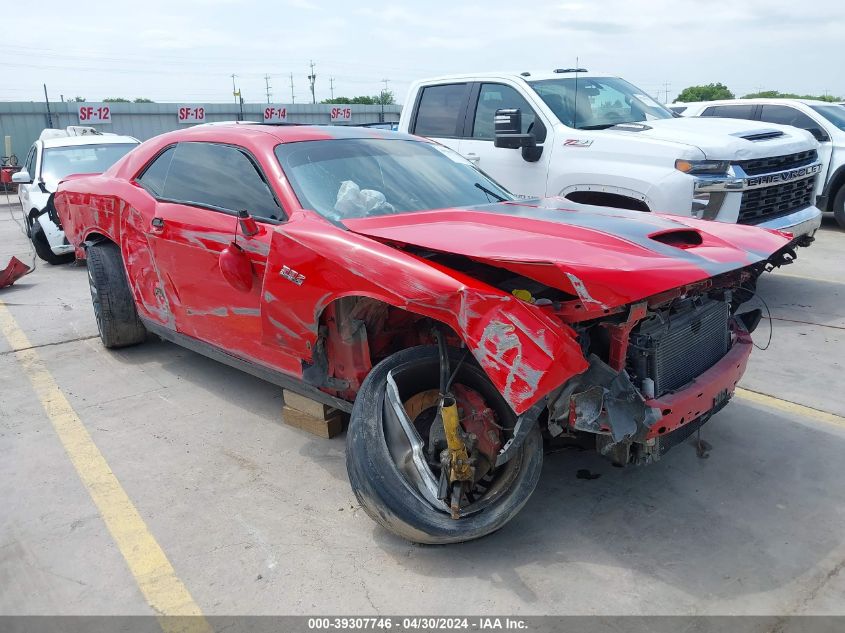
top-left (563, 139), bottom-right (594, 148)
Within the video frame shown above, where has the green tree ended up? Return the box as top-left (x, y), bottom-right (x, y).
top-left (70, 96), bottom-right (86, 102)
top-left (742, 90), bottom-right (842, 102)
top-left (133, 97), bottom-right (154, 103)
top-left (676, 83), bottom-right (735, 102)
top-left (102, 97), bottom-right (130, 103)
top-left (321, 92), bottom-right (396, 105)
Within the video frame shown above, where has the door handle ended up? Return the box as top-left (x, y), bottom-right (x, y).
top-left (151, 217), bottom-right (165, 230)
top-left (464, 153), bottom-right (480, 163)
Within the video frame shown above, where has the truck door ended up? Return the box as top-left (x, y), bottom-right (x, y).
top-left (408, 83), bottom-right (472, 155)
top-left (458, 83), bottom-right (552, 198)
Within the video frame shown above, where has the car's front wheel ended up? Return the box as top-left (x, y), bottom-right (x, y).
top-left (833, 185), bottom-right (845, 229)
top-left (346, 345), bottom-right (544, 544)
top-left (86, 241), bottom-right (147, 348)
top-left (30, 222), bottom-right (73, 265)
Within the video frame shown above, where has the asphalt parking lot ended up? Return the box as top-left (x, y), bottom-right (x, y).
top-left (1, 197), bottom-right (844, 617)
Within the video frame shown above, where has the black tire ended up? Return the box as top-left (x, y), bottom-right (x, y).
top-left (833, 185), bottom-right (845, 230)
top-left (86, 242), bottom-right (147, 348)
top-left (30, 222), bottom-right (74, 265)
top-left (346, 345), bottom-right (544, 544)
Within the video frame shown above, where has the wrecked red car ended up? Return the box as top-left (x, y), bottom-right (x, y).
top-left (55, 124), bottom-right (794, 544)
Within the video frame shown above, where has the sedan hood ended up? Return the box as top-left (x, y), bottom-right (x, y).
top-left (606, 117), bottom-right (816, 160)
top-left (343, 199), bottom-right (792, 309)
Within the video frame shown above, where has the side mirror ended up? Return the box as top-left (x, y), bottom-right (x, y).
top-left (11, 170), bottom-right (32, 184)
top-left (807, 127), bottom-right (830, 143)
top-left (494, 108), bottom-right (543, 162)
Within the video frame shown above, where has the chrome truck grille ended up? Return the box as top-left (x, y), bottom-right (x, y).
top-left (738, 175), bottom-right (817, 224)
top-left (627, 299), bottom-right (731, 397)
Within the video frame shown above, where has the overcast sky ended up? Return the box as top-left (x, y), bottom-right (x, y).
top-left (2, 0), bottom-right (843, 105)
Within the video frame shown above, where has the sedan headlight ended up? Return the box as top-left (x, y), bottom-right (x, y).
top-left (675, 159), bottom-right (730, 175)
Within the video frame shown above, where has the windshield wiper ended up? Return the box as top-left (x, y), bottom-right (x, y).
top-left (577, 123), bottom-right (617, 130)
top-left (475, 182), bottom-right (506, 202)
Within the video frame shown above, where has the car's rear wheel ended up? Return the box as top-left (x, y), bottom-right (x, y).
top-left (833, 185), bottom-right (845, 229)
top-left (30, 222), bottom-right (73, 265)
top-left (86, 242), bottom-right (147, 348)
top-left (346, 345), bottom-right (543, 544)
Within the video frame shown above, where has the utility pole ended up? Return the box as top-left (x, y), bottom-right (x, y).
top-left (329, 77), bottom-right (335, 100)
top-left (231, 74), bottom-right (243, 120)
top-left (290, 73), bottom-right (295, 104)
top-left (662, 82), bottom-right (671, 104)
top-left (43, 84), bottom-right (53, 129)
top-left (264, 74), bottom-right (272, 104)
top-left (380, 78), bottom-right (390, 122)
top-left (308, 60), bottom-right (316, 104)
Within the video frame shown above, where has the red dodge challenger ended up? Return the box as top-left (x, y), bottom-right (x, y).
top-left (55, 123), bottom-right (793, 543)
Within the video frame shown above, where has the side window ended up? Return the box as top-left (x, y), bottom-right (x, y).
top-left (161, 142), bottom-right (283, 220)
top-left (413, 83), bottom-right (469, 137)
top-left (472, 84), bottom-right (537, 140)
top-left (23, 145), bottom-right (36, 176)
top-left (701, 104), bottom-right (755, 119)
top-left (759, 105), bottom-right (820, 132)
top-left (137, 146), bottom-right (175, 197)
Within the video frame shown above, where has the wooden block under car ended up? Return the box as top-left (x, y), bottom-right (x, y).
top-left (283, 389), bottom-right (338, 419)
top-left (282, 405), bottom-right (344, 439)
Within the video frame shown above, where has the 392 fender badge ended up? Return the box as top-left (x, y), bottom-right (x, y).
top-left (280, 265), bottom-right (306, 285)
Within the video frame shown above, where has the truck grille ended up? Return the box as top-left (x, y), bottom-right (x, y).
top-left (738, 176), bottom-right (816, 224)
top-left (737, 149), bottom-right (817, 176)
top-left (627, 299), bottom-right (730, 397)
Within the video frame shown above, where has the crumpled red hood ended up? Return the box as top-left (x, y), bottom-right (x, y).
top-left (343, 198), bottom-right (793, 308)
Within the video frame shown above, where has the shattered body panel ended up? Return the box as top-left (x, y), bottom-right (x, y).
top-left (55, 123), bottom-right (793, 464)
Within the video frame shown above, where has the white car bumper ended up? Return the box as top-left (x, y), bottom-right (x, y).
top-left (36, 214), bottom-right (74, 255)
top-left (755, 204), bottom-right (822, 240)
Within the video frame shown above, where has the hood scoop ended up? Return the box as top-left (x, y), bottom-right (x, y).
top-left (732, 129), bottom-right (785, 142)
top-left (649, 229), bottom-right (703, 249)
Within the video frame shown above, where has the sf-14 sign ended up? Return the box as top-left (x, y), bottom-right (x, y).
top-left (264, 106), bottom-right (288, 122)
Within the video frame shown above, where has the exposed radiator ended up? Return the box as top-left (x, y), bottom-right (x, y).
top-left (627, 298), bottom-right (731, 396)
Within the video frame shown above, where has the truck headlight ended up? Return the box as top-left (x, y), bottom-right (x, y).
top-left (675, 159), bottom-right (730, 175)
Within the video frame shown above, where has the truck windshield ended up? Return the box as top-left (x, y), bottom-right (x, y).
top-left (41, 143), bottom-right (138, 185)
top-left (810, 105), bottom-right (845, 131)
top-left (275, 138), bottom-right (513, 221)
top-left (527, 77), bottom-right (674, 130)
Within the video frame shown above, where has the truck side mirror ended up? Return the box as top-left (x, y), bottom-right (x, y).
top-left (11, 170), bottom-right (32, 184)
top-left (494, 108), bottom-right (543, 162)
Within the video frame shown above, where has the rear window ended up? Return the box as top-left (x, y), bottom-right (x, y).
top-left (412, 84), bottom-right (469, 137)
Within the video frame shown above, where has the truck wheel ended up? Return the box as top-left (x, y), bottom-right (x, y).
top-left (834, 186), bottom-right (845, 229)
top-left (346, 345), bottom-right (544, 544)
top-left (30, 223), bottom-right (74, 265)
top-left (86, 242), bottom-right (147, 348)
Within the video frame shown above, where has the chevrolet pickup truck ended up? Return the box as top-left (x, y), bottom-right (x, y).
top-left (399, 70), bottom-right (823, 243)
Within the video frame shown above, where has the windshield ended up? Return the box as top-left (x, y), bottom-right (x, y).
top-left (275, 138), bottom-right (513, 221)
top-left (810, 105), bottom-right (845, 131)
top-left (41, 143), bottom-right (137, 184)
top-left (528, 76), bottom-right (674, 130)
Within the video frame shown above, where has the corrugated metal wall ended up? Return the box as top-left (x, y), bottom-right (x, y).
top-left (0, 102), bottom-right (402, 164)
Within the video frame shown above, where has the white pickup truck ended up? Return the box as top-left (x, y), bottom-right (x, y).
top-left (399, 70), bottom-right (823, 243)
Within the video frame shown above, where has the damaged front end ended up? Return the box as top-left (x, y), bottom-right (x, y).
top-left (543, 269), bottom-right (769, 466)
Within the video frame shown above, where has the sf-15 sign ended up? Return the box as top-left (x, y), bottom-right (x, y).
top-left (78, 105), bottom-right (111, 124)
top-left (178, 106), bottom-right (206, 124)
top-left (330, 107), bottom-right (352, 122)
top-left (264, 106), bottom-right (288, 122)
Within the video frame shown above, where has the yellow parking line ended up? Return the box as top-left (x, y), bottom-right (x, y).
top-left (0, 301), bottom-right (211, 633)
top-left (736, 387), bottom-right (845, 428)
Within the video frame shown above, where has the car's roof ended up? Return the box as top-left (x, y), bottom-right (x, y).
top-left (413, 70), bottom-right (616, 84)
top-left (41, 135), bottom-right (140, 149)
top-left (172, 123), bottom-right (420, 144)
top-left (689, 98), bottom-right (835, 109)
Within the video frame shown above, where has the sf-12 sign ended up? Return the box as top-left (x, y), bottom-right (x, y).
top-left (78, 104), bottom-right (111, 124)
top-left (263, 106), bottom-right (288, 122)
top-left (330, 106), bottom-right (352, 122)
top-left (178, 106), bottom-right (206, 124)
